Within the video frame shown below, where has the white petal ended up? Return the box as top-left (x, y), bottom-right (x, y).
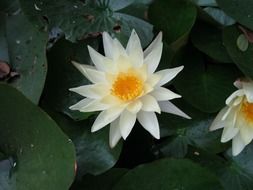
top-left (137, 111), bottom-right (160, 139)
top-left (159, 101), bottom-right (191, 119)
top-left (146, 74), bottom-right (161, 87)
top-left (69, 98), bottom-right (93, 111)
top-left (91, 106), bottom-right (124, 132)
top-left (79, 100), bottom-right (111, 112)
top-left (209, 106), bottom-right (229, 131)
top-left (233, 80), bottom-right (243, 89)
top-left (151, 87), bottom-right (181, 101)
top-left (225, 89), bottom-right (244, 105)
top-left (144, 32), bottom-right (162, 58)
top-left (242, 82), bottom-right (253, 102)
top-left (126, 29), bottom-right (143, 67)
top-left (140, 95), bottom-right (161, 113)
top-left (155, 66), bottom-right (184, 86)
top-left (109, 118), bottom-right (121, 148)
top-left (237, 113), bottom-right (253, 144)
top-left (144, 42), bottom-right (163, 74)
top-left (113, 38), bottom-right (127, 56)
top-left (232, 133), bottom-right (246, 156)
top-left (88, 46), bottom-right (115, 72)
top-left (102, 32), bottom-right (118, 59)
top-left (119, 110), bottom-right (137, 139)
top-left (126, 100), bottom-right (143, 114)
top-left (72, 61), bottom-right (106, 83)
top-left (69, 84), bottom-right (108, 99)
top-left (221, 125), bottom-right (239, 143)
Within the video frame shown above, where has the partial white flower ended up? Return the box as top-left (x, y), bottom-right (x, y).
top-left (210, 79), bottom-right (253, 156)
top-left (69, 30), bottom-right (190, 148)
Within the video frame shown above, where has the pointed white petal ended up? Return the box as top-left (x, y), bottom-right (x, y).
top-left (155, 66), bottom-right (184, 86)
top-left (126, 100), bottom-right (143, 114)
top-left (151, 87), bottom-right (181, 101)
top-left (114, 38), bottom-right (127, 56)
top-left (126, 29), bottom-right (143, 67)
top-left (137, 111), bottom-right (160, 139)
top-left (102, 32), bottom-right (119, 59)
top-left (69, 98), bottom-right (93, 111)
top-left (159, 101), bottom-right (191, 119)
top-left (69, 84), bottom-right (108, 99)
top-left (225, 89), bottom-right (244, 105)
top-left (232, 133), bottom-right (246, 156)
top-left (91, 106), bottom-right (124, 132)
top-left (119, 110), bottom-right (137, 139)
top-left (237, 116), bottom-right (253, 144)
top-left (140, 95), bottom-right (161, 113)
top-left (79, 100), bottom-right (111, 112)
top-left (146, 73), bottom-right (161, 87)
top-left (209, 106), bottom-right (229, 131)
top-left (109, 118), bottom-right (121, 148)
top-left (72, 61), bottom-right (106, 83)
top-left (144, 42), bottom-right (163, 74)
top-left (88, 45), bottom-right (115, 72)
top-left (144, 32), bottom-right (162, 58)
top-left (221, 125), bottom-right (239, 143)
top-left (233, 80), bottom-right (243, 89)
top-left (242, 82), bottom-right (253, 102)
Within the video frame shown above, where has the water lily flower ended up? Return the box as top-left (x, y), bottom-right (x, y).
top-left (69, 30), bottom-right (190, 148)
top-left (210, 80), bottom-right (253, 156)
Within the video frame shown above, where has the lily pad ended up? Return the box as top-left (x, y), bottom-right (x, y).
top-left (149, 0), bottom-right (197, 50)
top-left (4, 13), bottom-right (48, 104)
top-left (112, 159), bottom-right (223, 190)
top-left (172, 47), bottom-right (240, 113)
top-left (44, 38), bottom-right (96, 120)
top-left (223, 25), bottom-right (253, 79)
top-left (43, 107), bottom-right (123, 177)
top-left (191, 22), bottom-right (232, 63)
top-left (217, 0), bottom-right (253, 31)
top-left (19, 0), bottom-right (153, 47)
top-left (0, 83), bottom-right (76, 189)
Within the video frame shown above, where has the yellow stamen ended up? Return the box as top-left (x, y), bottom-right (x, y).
top-left (241, 99), bottom-right (253, 123)
top-left (111, 73), bottom-right (143, 101)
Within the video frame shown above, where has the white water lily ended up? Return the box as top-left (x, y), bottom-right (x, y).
top-left (69, 30), bottom-right (190, 148)
top-left (210, 80), bottom-right (253, 156)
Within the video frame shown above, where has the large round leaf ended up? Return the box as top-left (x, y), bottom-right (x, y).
top-left (223, 25), bottom-right (253, 79)
top-left (172, 48), bottom-right (240, 113)
top-left (43, 108), bottom-right (123, 176)
top-left (44, 39), bottom-right (94, 120)
top-left (156, 99), bottom-right (228, 156)
top-left (4, 13), bottom-right (48, 104)
top-left (0, 83), bottom-right (76, 189)
top-left (112, 159), bottom-right (223, 190)
top-left (149, 0), bottom-right (197, 49)
top-left (217, 0), bottom-right (253, 30)
top-left (19, 0), bottom-right (153, 46)
top-left (191, 22), bottom-right (231, 63)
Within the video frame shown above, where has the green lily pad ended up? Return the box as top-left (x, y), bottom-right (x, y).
top-left (0, 83), bottom-right (76, 189)
top-left (217, 0), bottom-right (253, 30)
top-left (223, 25), bottom-right (253, 79)
top-left (112, 159), bottom-right (223, 190)
top-left (157, 99), bottom-right (228, 156)
top-left (43, 107), bottom-right (123, 176)
top-left (19, 0), bottom-right (153, 47)
top-left (149, 0), bottom-right (197, 50)
top-left (3, 13), bottom-right (48, 104)
top-left (172, 47), bottom-right (240, 113)
top-left (44, 38), bottom-right (97, 121)
top-left (191, 22), bottom-right (232, 63)
top-left (72, 168), bottom-right (128, 190)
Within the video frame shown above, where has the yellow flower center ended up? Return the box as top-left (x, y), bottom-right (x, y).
top-left (111, 73), bottom-right (143, 101)
top-left (241, 100), bottom-right (253, 122)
